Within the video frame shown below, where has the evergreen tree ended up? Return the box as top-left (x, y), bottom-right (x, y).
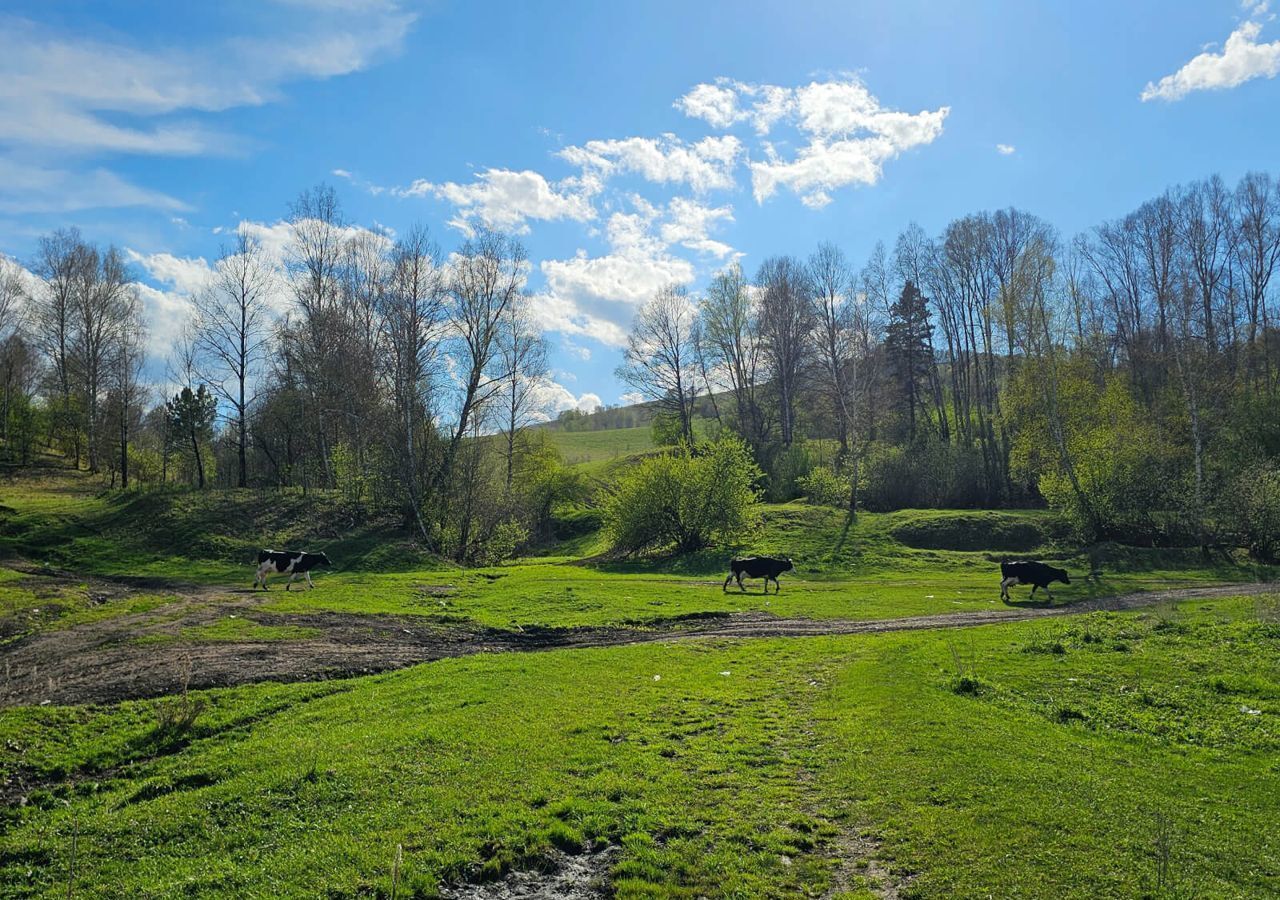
top-left (166, 386), bottom-right (217, 489)
top-left (884, 279), bottom-right (935, 440)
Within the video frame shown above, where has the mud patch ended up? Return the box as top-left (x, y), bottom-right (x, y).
top-left (440, 846), bottom-right (618, 900)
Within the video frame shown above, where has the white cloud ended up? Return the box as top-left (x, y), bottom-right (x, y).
top-left (1142, 21), bottom-right (1280, 101)
top-left (132, 282), bottom-right (196, 361)
top-left (660, 197), bottom-right (734, 258)
top-left (677, 76), bottom-right (949, 207)
top-left (0, 10), bottom-right (414, 155)
top-left (396, 168), bottom-right (597, 235)
top-left (619, 391), bottom-right (645, 406)
top-left (996, 143), bottom-right (1016, 155)
top-left (672, 82), bottom-right (742, 128)
top-left (559, 134), bottom-right (742, 193)
top-left (126, 250), bottom-right (215, 296)
top-left (0, 5), bottom-right (416, 212)
top-left (562, 339), bottom-right (592, 361)
top-left (0, 157), bottom-right (190, 214)
top-left (524, 376), bottom-right (602, 421)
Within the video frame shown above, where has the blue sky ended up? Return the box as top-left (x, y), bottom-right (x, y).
top-left (2, 0), bottom-right (1279, 412)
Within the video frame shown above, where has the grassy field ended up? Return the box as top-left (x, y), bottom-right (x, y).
top-left (2, 597), bottom-right (1276, 897)
top-left (1, 466), bottom-right (1278, 897)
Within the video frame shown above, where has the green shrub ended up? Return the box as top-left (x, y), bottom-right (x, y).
top-left (763, 442), bottom-right (812, 502)
top-left (605, 436), bottom-right (761, 555)
top-left (797, 466), bottom-right (850, 508)
top-left (860, 439), bottom-right (988, 511)
top-left (1221, 462), bottom-right (1280, 562)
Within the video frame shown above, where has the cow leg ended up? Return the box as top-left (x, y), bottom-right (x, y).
top-left (723, 573), bottom-right (734, 592)
top-left (287, 573), bottom-right (297, 592)
top-left (1030, 584), bottom-right (1038, 598)
top-left (1045, 587), bottom-right (1055, 603)
top-left (774, 576), bottom-right (781, 594)
top-left (306, 571), bottom-right (315, 590)
top-left (737, 572), bottom-right (745, 592)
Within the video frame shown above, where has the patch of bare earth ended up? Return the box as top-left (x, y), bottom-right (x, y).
top-left (821, 829), bottom-right (914, 899)
top-left (438, 846), bottom-right (618, 900)
top-left (1, 572), bottom-right (1276, 706)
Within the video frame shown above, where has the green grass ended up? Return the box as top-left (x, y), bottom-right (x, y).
top-left (2, 596), bottom-right (1275, 897)
top-left (0, 577), bottom-right (177, 645)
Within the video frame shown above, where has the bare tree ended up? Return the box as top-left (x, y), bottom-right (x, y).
top-left (30, 229), bottom-right (90, 464)
top-left (71, 245), bottom-right (132, 473)
top-left (1234, 172), bottom-right (1280, 387)
top-left (808, 242), bottom-right (857, 454)
top-left (699, 262), bottom-right (767, 448)
top-left (617, 284), bottom-right (701, 446)
top-left (192, 231), bottom-right (277, 488)
top-left (379, 226), bottom-right (446, 537)
top-left (496, 303), bottom-right (548, 489)
top-left (756, 256), bottom-right (814, 447)
top-left (111, 290), bottom-right (146, 488)
top-left (1177, 176), bottom-right (1234, 355)
top-left (444, 228), bottom-right (528, 471)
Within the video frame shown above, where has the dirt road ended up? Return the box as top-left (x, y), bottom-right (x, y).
top-left (2, 574), bottom-right (1275, 706)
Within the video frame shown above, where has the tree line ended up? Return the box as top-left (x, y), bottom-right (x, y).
top-left (0, 186), bottom-right (573, 563)
top-left (618, 172), bottom-right (1280, 557)
top-left (2, 171), bottom-right (1278, 560)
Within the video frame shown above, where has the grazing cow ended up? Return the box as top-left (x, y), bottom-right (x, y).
top-left (724, 556), bottom-right (794, 594)
top-left (255, 549), bottom-right (332, 591)
top-left (1000, 559), bottom-right (1070, 602)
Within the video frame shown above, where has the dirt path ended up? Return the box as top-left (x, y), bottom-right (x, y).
top-left (2, 575), bottom-right (1276, 707)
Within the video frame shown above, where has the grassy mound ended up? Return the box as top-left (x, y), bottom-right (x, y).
top-left (0, 468), bottom-right (439, 579)
top-left (888, 509), bottom-right (1052, 552)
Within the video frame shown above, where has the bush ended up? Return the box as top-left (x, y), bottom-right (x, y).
top-left (764, 443), bottom-right (813, 502)
top-left (797, 465), bottom-right (850, 508)
top-left (650, 410), bottom-right (685, 447)
top-left (860, 439), bottom-right (988, 511)
top-left (605, 436), bottom-right (761, 555)
top-left (1220, 462), bottom-right (1280, 562)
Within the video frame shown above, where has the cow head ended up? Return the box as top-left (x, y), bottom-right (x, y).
top-left (1054, 567), bottom-right (1071, 585)
top-left (782, 557), bottom-right (794, 573)
top-left (316, 552), bottom-right (332, 568)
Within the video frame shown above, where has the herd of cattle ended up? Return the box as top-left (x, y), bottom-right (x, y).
top-left (252, 548), bottom-right (1071, 603)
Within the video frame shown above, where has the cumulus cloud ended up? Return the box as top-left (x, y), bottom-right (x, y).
top-left (126, 250), bottom-right (215, 296)
top-left (996, 143), bottom-right (1016, 155)
top-left (524, 376), bottom-right (602, 421)
top-left (395, 168), bottom-right (597, 235)
top-left (1142, 20), bottom-right (1280, 101)
top-left (531, 196), bottom-right (702, 347)
top-left (660, 197), bottom-right (735, 258)
top-left (559, 134), bottom-right (742, 193)
top-left (676, 76), bottom-right (949, 207)
top-left (132, 282), bottom-right (196, 362)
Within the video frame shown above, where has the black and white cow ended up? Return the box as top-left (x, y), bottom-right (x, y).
top-left (724, 556), bottom-right (794, 594)
top-left (1000, 559), bottom-right (1070, 602)
top-left (254, 550), bottom-right (332, 591)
